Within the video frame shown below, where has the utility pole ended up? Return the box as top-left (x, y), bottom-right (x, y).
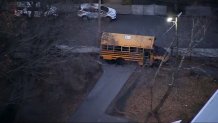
top-left (175, 12), bottom-right (182, 60)
top-left (175, 17), bottom-right (178, 59)
top-left (167, 12), bottom-right (182, 59)
top-left (97, 0), bottom-right (101, 46)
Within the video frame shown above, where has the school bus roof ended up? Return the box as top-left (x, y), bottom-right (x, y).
top-left (101, 32), bottom-right (155, 49)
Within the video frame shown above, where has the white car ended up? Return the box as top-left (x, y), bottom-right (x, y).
top-left (77, 3), bottom-right (116, 21)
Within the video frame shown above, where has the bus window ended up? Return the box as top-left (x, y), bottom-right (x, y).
top-left (102, 45), bottom-right (107, 50)
top-left (138, 48), bottom-right (144, 53)
top-left (114, 46), bottom-right (121, 51)
top-left (130, 47), bottom-right (137, 52)
top-left (144, 51), bottom-right (150, 57)
top-left (144, 49), bottom-right (150, 58)
top-left (122, 47), bottom-right (129, 52)
top-left (108, 45), bottom-right (113, 50)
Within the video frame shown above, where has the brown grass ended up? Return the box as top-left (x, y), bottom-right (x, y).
top-left (118, 60), bottom-right (218, 123)
top-left (12, 55), bottom-right (102, 123)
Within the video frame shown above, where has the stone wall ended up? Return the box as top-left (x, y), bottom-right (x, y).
top-left (103, 0), bottom-right (122, 4)
top-left (104, 4), bottom-right (167, 15)
top-left (54, 3), bottom-right (215, 16)
top-left (185, 6), bottom-right (212, 16)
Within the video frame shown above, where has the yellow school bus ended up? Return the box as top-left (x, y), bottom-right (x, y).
top-left (100, 32), bottom-right (169, 66)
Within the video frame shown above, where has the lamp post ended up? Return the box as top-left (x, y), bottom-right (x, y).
top-left (167, 12), bottom-right (182, 59)
top-left (98, 0), bottom-right (102, 46)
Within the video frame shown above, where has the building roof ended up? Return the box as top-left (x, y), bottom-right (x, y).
top-left (101, 32), bottom-right (155, 49)
top-left (191, 90), bottom-right (218, 123)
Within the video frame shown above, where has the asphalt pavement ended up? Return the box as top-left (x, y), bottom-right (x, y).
top-left (61, 14), bottom-right (218, 48)
top-left (103, 15), bottom-right (218, 48)
top-left (69, 64), bottom-right (136, 122)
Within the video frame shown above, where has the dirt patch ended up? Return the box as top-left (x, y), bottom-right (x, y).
top-left (109, 58), bottom-right (218, 123)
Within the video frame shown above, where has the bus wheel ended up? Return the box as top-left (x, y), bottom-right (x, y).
top-left (116, 58), bottom-right (125, 65)
top-left (154, 60), bottom-right (161, 67)
top-left (105, 60), bottom-right (115, 64)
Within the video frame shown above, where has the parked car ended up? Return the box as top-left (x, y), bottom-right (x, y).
top-left (77, 3), bottom-right (116, 21)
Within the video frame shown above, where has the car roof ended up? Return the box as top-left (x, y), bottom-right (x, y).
top-left (80, 3), bottom-right (99, 9)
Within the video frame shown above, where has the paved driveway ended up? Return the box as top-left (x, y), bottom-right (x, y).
top-left (69, 64), bottom-right (136, 122)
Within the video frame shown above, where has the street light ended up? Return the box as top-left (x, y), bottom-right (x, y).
top-left (167, 12), bottom-right (182, 59)
top-left (167, 17), bottom-right (173, 22)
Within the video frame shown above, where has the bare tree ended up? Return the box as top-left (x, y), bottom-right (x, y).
top-left (188, 17), bottom-right (210, 59)
top-left (145, 16), bottom-right (210, 122)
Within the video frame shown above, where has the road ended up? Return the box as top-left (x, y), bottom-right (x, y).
top-left (68, 64), bottom-right (136, 122)
top-left (58, 14), bottom-right (218, 48)
top-left (103, 15), bottom-right (218, 49)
